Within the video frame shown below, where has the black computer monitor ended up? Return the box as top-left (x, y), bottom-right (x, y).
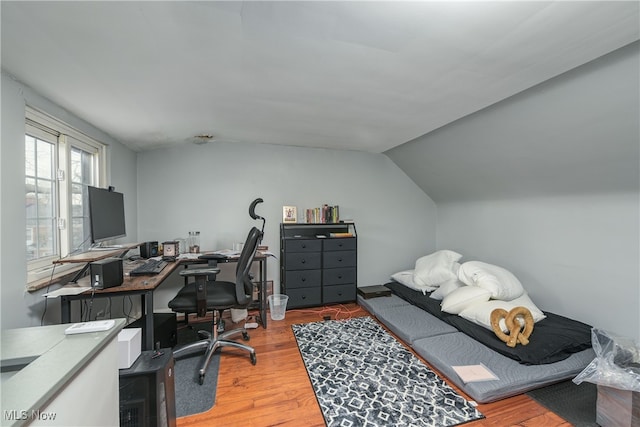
top-left (88, 186), bottom-right (126, 243)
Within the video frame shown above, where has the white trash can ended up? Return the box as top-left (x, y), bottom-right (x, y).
top-left (268, 294), bottom-right (289, 321)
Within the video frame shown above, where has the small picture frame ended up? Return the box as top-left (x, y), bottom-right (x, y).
top-left (283, 206), bottom-right (297, 223)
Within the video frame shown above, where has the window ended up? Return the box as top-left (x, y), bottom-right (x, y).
top-left (25, 107), bottom-right (106, 283)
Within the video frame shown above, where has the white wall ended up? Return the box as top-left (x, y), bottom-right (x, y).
top-left (0, 72), bottom-right (138, 329)
top-left (437, 193), bottom-right (639, 341)
top-left (136, 141), bottom-right (437, 309)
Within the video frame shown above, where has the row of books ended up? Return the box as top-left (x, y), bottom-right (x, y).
top-left (304, 204), bottom-right (339, 223)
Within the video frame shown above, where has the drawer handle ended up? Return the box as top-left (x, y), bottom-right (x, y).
top-left (301, 259), bottom-right (306, 264)
top-left (338, 243), bottom-right (343, 247)
top-left (302, 244), bottom-right (306, 248)
top-left (338, 275), bottom-right (342, 279)
top-left (302, 295), bottom-right (306, 299)
top-left (338, 258), bottom-right (343, 262)
top-left (301, 277), bottom-right (306, 282)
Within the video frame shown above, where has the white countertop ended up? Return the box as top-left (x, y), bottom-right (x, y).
top-left (1, 319), bottom-right (125, 426)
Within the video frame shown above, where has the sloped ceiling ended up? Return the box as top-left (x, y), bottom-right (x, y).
top-left (1, 1), bottom-right (638, 153)
top-left (385, 42), bottom-right (640, 202)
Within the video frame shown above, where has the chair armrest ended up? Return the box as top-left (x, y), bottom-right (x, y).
top-left (179, 267), bottom-right (220, 277)
top-left (178, 269), bottom-right (218, 317)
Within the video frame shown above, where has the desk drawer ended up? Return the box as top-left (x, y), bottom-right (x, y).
top-left (323, 251), bottom-right (356, 269)
top-left (323, 238), bottom-right (356, 252)
top-left (287, 287), bottom-right (321, 308)
top-left (285, 239), bottom-right (322, 253)
top-left (285, 269), bottom-right (321, 289)
top-left (285, 252), bottom-right (321, 270)
top-left (323, 284), bottom-right (356, 304)
top-left (322, 267), bottom-right (356, 286)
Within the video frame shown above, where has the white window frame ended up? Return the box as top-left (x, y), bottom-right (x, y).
top-left (26, 107), bottom-right (107, 284)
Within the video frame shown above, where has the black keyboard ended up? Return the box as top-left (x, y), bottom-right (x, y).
top-left (130, 259), bottom-right (168, 276)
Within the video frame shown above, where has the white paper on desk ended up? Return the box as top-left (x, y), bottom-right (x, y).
top-left (211, 249), bottom-right (240, 257)
top-left (43, 286), bottom-right (92, 298)
top-left (451, 364), bottom-right (499, 383)
top-left (177, 253), bottom-right (202, 260)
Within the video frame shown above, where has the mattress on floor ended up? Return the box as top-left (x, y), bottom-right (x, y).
top-left (412, 332), bottom-right (595, 403)
top-left (357, 291), bottom-right (595, 403)
top-left (384, 281), bottom-right (593, 365)
top-left (357, 293), bottom-right (411, 314)
top-left (374, 303), bottom-right (458, 345)
top-left (359, 293), bottom-right (457, 343)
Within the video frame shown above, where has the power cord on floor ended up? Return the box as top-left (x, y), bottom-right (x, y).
top-left (286, 303), bottom-right (363, 321)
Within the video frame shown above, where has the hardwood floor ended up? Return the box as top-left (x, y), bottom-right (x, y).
top-left (176, 304), bottom-right (570, 427)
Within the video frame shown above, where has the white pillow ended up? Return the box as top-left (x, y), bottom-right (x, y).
top-left (413, 250), bottom-right (462, 287)
top-left (458, 292), bottom-right (547, 332)
top-left (390, 270), bottom-right (437, 294)
top-left (429, 279), bottom-right (465, 301)
top-left (441, 286), bottom-right (491, 314)
top-left (458, 261), bottom-right (524, 301)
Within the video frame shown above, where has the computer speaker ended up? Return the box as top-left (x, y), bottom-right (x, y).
top-left (90, 258), bottom-right (123, 289)
top-left (140, 241), bottom-right (159, 259)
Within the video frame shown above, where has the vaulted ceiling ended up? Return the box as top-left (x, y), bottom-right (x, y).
top-left (2, 1), bottom-right (638, 153)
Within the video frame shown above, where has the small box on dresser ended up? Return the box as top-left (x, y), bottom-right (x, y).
top-left (596, 385), bottom-right (640, 427)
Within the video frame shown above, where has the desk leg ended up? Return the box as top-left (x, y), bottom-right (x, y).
top-left (142, 291), bottom-right (155, 351)
top-left (260, 259), bottom-right (268, 329)
top-left (61, 296), bottom-right (71, 323)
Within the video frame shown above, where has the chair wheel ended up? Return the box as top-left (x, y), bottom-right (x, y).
top-left (242, 331), bottom-right (250, 341)
top-left (199, 374), bottom-right (205, 385)
top-left (250, 353), bottom-right (257, 365)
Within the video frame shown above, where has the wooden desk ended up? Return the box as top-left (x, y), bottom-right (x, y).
top-left (60, 260), bottom-right (181, 351)
top-left (58, 251), bottom-right (269, 351)
top-left (53, 243), bottom-right (141, 265)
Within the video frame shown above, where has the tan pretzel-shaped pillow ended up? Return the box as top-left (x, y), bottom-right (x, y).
top-left (490, 306), bottom-right (534, 348)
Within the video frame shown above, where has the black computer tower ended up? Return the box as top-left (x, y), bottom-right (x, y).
top-left (119, 350), bottom-right (176, 427)
top-left (126, 313), bottom-right (177, 349)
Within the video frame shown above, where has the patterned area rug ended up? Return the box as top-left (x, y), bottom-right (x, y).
top-left (292, 316), bottom-right (484, 427)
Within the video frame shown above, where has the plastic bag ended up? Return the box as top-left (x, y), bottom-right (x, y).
top-left (230, 308), bottom-right (248, 323)
top-left (573, 328), bottom-right (640, 392)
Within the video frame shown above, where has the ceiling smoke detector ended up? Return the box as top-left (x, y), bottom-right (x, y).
top-left (192, 134), bottom-right (215, 145)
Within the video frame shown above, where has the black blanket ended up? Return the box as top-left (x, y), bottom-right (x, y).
top-left (385, 281), bottom-right (592, 365)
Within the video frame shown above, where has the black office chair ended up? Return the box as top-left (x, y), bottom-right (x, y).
top-left (169, 199), bottom-right (265, 384)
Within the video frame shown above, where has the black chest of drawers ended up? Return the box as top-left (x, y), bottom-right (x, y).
top-left (280, 223), bottom-right (357, 309)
